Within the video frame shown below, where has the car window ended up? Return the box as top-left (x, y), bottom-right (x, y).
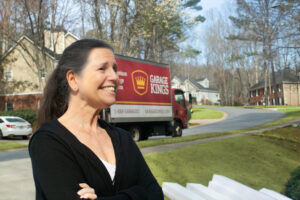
top-left (5, 118), bottom-right (26, 123)
top-left (0, 119), bottom-right (4, 123)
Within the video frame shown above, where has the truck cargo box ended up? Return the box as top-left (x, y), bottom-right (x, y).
top-left (110, 55), bottom-right (173, 123)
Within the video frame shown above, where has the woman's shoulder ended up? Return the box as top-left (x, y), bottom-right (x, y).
top-left (29, 119), bottom-right (67, 151)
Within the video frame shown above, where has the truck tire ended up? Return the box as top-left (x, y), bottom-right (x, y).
top-left (141, 133), bottom-right (149, 141)
top-left (129, 126), bottom-right (141, 142)
top-left (172, 121), bottom-right (182, 137)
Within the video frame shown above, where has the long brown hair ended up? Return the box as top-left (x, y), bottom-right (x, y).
top-left (36, 39), bottom-right (113, 128)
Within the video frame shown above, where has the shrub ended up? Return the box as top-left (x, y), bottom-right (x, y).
top-left (0, 109), bottom-right (37, 125)
top-left (285, 166), bottom-right (300, 200)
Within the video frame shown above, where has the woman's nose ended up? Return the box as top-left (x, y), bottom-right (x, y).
top-left (108, 68), bottom-right (119, 82)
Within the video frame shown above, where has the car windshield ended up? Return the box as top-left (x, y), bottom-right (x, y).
top-left (5, 118), bottom-right (26, 123)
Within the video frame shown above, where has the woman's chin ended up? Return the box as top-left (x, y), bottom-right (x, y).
top-left (96, 100), bottom-right (116, 109)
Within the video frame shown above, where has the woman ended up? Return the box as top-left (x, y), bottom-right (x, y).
top-left (29, 39), bottom-right (164, 200)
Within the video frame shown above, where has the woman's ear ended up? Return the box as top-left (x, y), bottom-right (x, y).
top-left (66, 70), bottom-right (79, 92)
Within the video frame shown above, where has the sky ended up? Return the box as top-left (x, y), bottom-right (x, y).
top-left (201, 0), bottom-right (227, 11)
top-left (183, 0), bottom-right (235, 63)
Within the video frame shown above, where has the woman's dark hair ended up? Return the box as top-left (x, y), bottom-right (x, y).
top-left (36, 39), bottom-right (114, 128)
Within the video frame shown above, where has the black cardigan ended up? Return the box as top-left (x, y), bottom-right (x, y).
top-left (28, 118), bottom-right (163, 200)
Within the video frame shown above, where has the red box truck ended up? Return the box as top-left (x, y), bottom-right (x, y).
top-left (102, 55), bottom-right (189, 141)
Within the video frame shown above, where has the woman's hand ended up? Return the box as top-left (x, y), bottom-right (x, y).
top-left (77, 183), bottom-right (98, 199)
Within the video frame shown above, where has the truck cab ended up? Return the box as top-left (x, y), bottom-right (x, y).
top-left (171, 88), bottom-right (189, 137)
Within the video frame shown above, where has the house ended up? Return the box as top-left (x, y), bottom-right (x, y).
top-left (171, 76), bottom-right (220, 104)
top-left (0, 30), bottom-right (78, 111)
top-left (249, 69), bottom-right (300, 106)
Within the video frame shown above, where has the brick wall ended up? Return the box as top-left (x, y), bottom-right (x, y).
top-left (0, 94), bottom-right (41, 111)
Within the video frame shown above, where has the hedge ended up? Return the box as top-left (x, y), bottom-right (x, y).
top-left (285, 165), bottom-right (300, 200)
top-left (0, 109), bottom-right (37, 125)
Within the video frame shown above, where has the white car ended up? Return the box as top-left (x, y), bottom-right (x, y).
top-left (0, 116), bottom-right (32, 139)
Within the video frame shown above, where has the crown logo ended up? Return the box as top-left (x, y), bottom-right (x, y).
top-left (131, 70), bottom-right (148, 96)
top-left (135, 76), bottom-right (146, 89)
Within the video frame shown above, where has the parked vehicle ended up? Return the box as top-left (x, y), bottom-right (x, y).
top-left (101, 55), bottom-right (190, 141)
top-left (0, 116), bottom-right (32, 139)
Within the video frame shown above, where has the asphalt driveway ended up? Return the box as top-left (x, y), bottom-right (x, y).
top-left (183, 106), bottom-right (285, 136)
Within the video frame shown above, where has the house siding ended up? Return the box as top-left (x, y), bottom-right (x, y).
top-left (0, 32), bottom-right (78, 111)
top-left (0, 38), bottom-right (54, 95)
top-left (283, 83), bottom-right (300, 106)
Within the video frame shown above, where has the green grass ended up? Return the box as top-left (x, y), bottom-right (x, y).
top-left (145, 132), bottom-right (300, 194)
top-left (255, 126), bottom-right (300, 143)
top-left (191, 107), bottom-right (224, 119)
top-left (0, 142), bottom-right (28, 151)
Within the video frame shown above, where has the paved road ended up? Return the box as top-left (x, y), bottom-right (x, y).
top-left (183, 106), bottom-right (285, 136)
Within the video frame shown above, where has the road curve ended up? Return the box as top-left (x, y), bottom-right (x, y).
top-left (183, 106), bottom-right (285, 136)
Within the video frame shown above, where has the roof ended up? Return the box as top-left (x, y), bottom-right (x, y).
top-left (44, 47), bottom-right (61, 60)
top-left (1, 31), bottom-right (79, 61)
top-left (173, 75), bottom-right (187, 83)
top-left (188, 78), bottom-right (218, 92)
top-left (195, 77), bottom-right (206, 82)
top-left (250, 69), bottom-right (300, 90)
top-left (1, 35), bottom-right (57, 60)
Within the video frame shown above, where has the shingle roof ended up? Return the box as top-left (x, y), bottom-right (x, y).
top-left (250, 69), bottom-right (300, 90)
top-left (44, 47), bottom-right (61, 60)
top-left (175, 75), bottom-right (187, 83)
top-left (195, 77), bottom-right (206, 82)
top-left (188, 78), bottom-right (218, 92)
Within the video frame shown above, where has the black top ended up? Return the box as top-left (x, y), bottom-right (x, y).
top-left (28, 118), bottom-right (163, 200)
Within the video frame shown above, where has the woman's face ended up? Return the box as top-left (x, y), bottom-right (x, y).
top-left (75, 48), bottom-right (119, 109)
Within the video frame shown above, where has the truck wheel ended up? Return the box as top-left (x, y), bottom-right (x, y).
top-left (172, 121), bottom-right (182, 137)
top-left (141, 133), bottom-right (149, 141)
top-left (129, 126), bottom-right (141, 142)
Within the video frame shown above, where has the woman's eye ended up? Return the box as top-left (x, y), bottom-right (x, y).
top-left (98, 67), bottom-right (105, 71)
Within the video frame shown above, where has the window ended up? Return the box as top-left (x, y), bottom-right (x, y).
top-left (40, 68), bottom-right (46, 79)
top-left (5, 102), bottom-right (13, 111)
top-left (174, 90), bottom-right (185, 107)
top-left (0, 118), bottom-right (4, 123)
top-left (4, 71), bottom-right (13, 81)
top-left (5, 118), bottom-right (25, 123)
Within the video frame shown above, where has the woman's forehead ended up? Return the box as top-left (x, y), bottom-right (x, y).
top-left (86, 48), bottom-right (116, 66)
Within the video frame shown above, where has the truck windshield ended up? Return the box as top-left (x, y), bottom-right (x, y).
top-left (174, 90), bottom-right (185, 107)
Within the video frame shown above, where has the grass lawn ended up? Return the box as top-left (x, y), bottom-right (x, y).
top-left (0, 142), bottom-right (27, 151)
top-left (145, 129), bottom-right (300, 194)
top-left (191, 107), bottom-right (224, 119)
top-left (255, 126), bottom-right (300, 143)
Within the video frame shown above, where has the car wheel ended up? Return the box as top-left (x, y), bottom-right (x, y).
top-left (129, 126), bottom-right (141, 142)
top-left (172, 121), bottom-right (182, 137)
top-left (0, 129), bottom-right (3, 139)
